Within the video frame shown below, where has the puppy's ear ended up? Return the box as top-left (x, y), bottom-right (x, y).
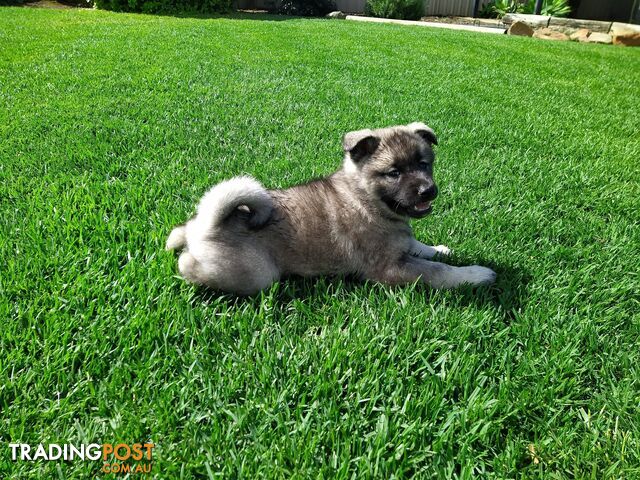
top-left (407, 122), bottom-right (438, 146)
top-left (343, 129), bottom-right (380, 162)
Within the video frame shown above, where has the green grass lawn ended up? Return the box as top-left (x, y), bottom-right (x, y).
top-left (1, 7), bottom-right (639, 478)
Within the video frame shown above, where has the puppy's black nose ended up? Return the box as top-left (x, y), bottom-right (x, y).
top-left (418, 184), bottom-right (438, 200)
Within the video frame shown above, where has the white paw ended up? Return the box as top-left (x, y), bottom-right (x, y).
top-left (459, 265), bottom-right (496, 287)
top-left (434, 245), bottom-right (451, 256)
top-left (165, 225), bottom-right (186, 251)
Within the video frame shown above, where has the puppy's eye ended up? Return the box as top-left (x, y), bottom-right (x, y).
top-left (386, 170), bottom-right (400, 178)
top-left (418, 161), bottom-right (431, 170)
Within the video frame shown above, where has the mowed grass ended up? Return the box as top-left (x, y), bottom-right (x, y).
top-left (1, 7), bottom-right (639, 478)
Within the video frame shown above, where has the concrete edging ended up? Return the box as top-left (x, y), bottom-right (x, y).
top-left (345, 15), bottom-right (506, 34)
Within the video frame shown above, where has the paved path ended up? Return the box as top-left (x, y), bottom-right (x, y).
top-left (346, 15), bottom-right (506, 35)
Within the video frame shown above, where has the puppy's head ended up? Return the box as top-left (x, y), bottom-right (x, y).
top-left (342, 122), bottom-right (438, 219)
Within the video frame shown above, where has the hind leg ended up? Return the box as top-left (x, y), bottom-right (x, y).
top-left (178, 251), bottom-right (207, 285)
top-left (178, 250), bottom-right (279, 296)
top-left (215, 252), bottom-right (280, 295)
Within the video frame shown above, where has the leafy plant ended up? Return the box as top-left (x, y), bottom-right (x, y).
top-left (365, 0), bottom-right (426, 21)
top-left (528, 0), bottom-right (572, 16)
top-left (277, 0), bottom-right (337, 16)
top-left (477, 2), bottom-right (496, 17)
top-left (490, 0), bottom-right (521, 17)
top-left (479, 0), bottom-right (571, 18)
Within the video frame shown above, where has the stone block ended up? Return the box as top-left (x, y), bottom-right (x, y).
top-left (585, 32), bottom-right (613, 44)
top-left (502, 14), bottom-right (550, 28)
top-left (613, 32), bottom-right (640, 46)
top-left (611, 22), bottom-right (640, 46)
top-left (548, 17), bottom-right (611, 33)
top-left (508, 21), bottom-right (534, 37)
top-left (569, 28), bottom-right (590, 42)
top-left (326, 11), bottom-right (346, 19)
top-left (610, 22), bottom-right (640, 35)
top-left (533, 27), bottom-right (569, 41)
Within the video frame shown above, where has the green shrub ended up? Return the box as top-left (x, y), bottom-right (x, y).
top-left (277, 0), bottom-right (336, 16)
top-left (365, 0), bottom-right (425, 20)
top-left (525, 0), bottom-right (571, 16)
top-left (484, 0), bottom-right (520, 17)
top-left (479, 0), bottom-right (571, 18)
top-left (94, 0), bottom-right (232, 14)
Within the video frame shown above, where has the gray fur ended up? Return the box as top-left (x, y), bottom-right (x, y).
top-left (167, 123), bottom-right (496, 295)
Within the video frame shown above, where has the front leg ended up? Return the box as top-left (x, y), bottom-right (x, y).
top-left (367, 255), bottom-right (496, 289)
top-left (408, 239), bottom-right (451, 259)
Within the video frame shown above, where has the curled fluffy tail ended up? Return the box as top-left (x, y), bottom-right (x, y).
top-left (197, 176), bottom-right (273, 229)
top-left (166, 177), bottom-right (273, 251)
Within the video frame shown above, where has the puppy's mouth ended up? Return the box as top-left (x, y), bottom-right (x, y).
top-left (407, 201), bottom-right (433, 218)
top-left (382, 196), bottom-right (434, 218)
top-left (413, 201), bottom-right (432, 214)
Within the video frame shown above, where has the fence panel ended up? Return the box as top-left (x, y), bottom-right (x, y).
top-left (240, 0), bottom-right (491, 16)
top-left (425, 0), bottom-right (473, 16)
top-left (335, 0), bottom-right (367, 13)
top-left (339, 0), bottom-right (492, 16)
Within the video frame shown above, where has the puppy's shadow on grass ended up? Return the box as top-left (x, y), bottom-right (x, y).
top-left (437, 256), bottom-right (531, 319)
top-left (192, 274), bottom-right (364, 306)
top-left (191, 257), bottom-right (531, 322)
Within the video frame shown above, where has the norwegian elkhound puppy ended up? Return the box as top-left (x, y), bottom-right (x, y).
top-left (166, 122), bottom-right (496, 295)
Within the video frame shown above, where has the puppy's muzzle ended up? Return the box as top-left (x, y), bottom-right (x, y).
top-left (418, 184), bottom-right (438, 201)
